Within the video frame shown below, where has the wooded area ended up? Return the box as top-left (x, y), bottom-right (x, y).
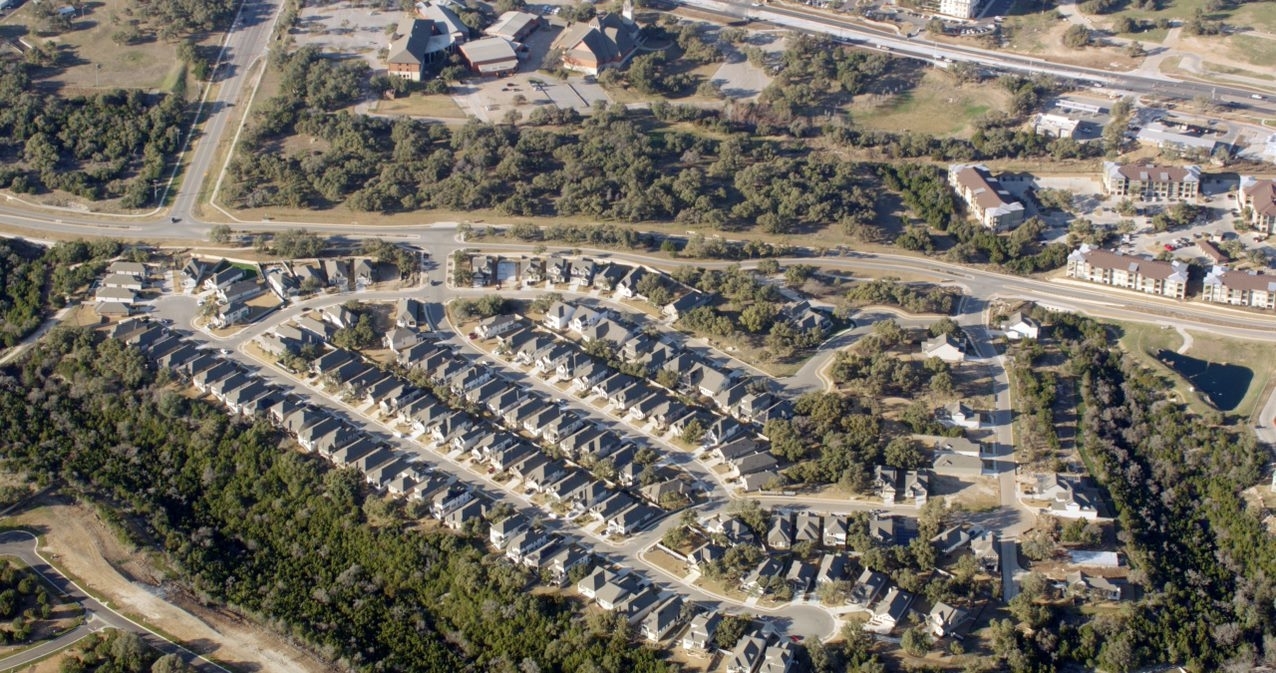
top-left (0, 63), bottom-right (186, 206)
top-left (0, 329), bottom-right (675, 673)
top-left (0, 238), bottom-right (122, 348)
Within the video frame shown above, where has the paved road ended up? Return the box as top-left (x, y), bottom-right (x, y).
top-left (0, 532), bottom-right (230, 673)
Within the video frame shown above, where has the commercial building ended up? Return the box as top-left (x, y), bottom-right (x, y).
top-left (1034, 113), bottom-right (1079, 139)
top-left (948, 164), bottom-right (1025, 231)
top-left (1135, 123), bottom-right (1219, 156)
top-left (484, 11), bottom-right (541, 41)
top-left (1238, 176), bottom-right (1276, 234)
top-left (1101, 162), bottom-right (1201, 201)
top-left (1066, 244), bottom-right (1188, 299)
top-left (1202, 266), bottom-right (1276, 309)
top-left (459, 37), bottom-right (520, 76)
top-left (385, 2), bottom-right (469, 81)
top-left (550, 8), bottom-right (638, 75)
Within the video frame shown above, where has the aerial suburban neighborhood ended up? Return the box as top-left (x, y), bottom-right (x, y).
top-left (0, 0), bottom-right (1273, 667)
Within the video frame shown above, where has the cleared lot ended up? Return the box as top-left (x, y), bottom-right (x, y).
top-left (292, 0), bottom-right (398, 70)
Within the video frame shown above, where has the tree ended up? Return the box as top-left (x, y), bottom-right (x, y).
top-left (902, 626), bottom-right (932, 656)
top-left (680, 418), bottom-right (706, 445)
top-left (272, 229), bottom-right (325, 258)
top-left (1063, 24), bottom-right (1093, 48)
top-left (208, 225), bottom-right (233, 244)
top-left (884, 437), bottom-right (927, 470)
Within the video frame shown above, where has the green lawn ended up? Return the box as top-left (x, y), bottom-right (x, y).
top-left (1226, 34), bottom-right (1276, 68)
top-left (849, 69), bottom-right (1003, 137)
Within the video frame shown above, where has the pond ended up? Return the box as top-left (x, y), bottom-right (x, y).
top-left (1155, 350), bottom-right (1253, 412)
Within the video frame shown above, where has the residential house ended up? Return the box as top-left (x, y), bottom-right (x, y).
top-left (869, 513), bottom-right (916, 546)
top-left (519, 535), bottom-right (562, 571)
top-left (591, 491), bottom-right (638, 521)
top-left (322, 305), bottom-right (357, 329)
top-left (547, 258), bottom-right (571, 284)
top-left (323, 259), bottom-right (350, 290)
top-left (865, 587), bottom-right (914, 634)
top-left (641, 596), bottom-right (685, 642)
top-left (1102, 161), bottom-right (1201, 200)
top-left (1066, 571), bottom-right (1125, 602)
top-left (107, 260), bottom-right (147, 278)
top-left (607, 504), bottom-right (658, 536)
top-left (265, 268), bottom-right (299, 300)
top-left (488, 442), bottom-right (537, 474)
top-left (849, 569), bottom-right (888, 608)
top-left (476, 314), bottom-right (520, 339)
top-left (948, 163), bottom-right (1026, 231)
top-left (431, 483), bottom-right (475, 519)
top-left (922, 334), bottom-right (966, 363)
top-left (736, 392), bottom-right (782, 423)
top-left (505, 528), bottom-right (551, 563)
top-left (1003, 311), bottom-right (1040, 340)
top-left (216, 279), bottom-right (264, 305)
top-left (687, 543), bottom-right (724, 572)
top-left (296, 315), bottom-right (333, 341)
top-left (546, 545), bottom-right (592, 584)
top-left (816, 554), bottom-right (849, 586)
top-left (580, 318), bottom-right (632, 345)
top-left (543, 469), bottom-right (592, 503)
top-left (933, 451), bottom-right (985, 478)
top-left (759, 642), bottom-right (796, 673)
top-left (569, 259), bottom-right (597, 286)
top-left (931, 526), bottom-right (974, 555)
top-left (534, 343), bottom-right (574, 375)
top-left (1202, 266), bottom-right (1276, 309)
top-left (1066, 244), bottom-right (1189, 299)
top-left (569, 306), bottom-right (605, 334)
top-left (713, 382), bottom-right (751, 414)
top-left (523, 459), bottom-right (569, 493)
top-left (593, 263), bottom-right (628, 291)
top-left (471, 255), bottom-right (496, 287)
top-left (485, 386), bottom-right (525, 417)
top-left (396, 298), bottom-right (427, 328)
top-left (972, 531), bottom-right (1001, 572)
top-left (614, 266), bottom-right (650, 300)
top-left (203, 265), bottom-right (244, 293)
top-left (942, 402), bottom-right (982, 430)
top-left (102, 273), bottom-right (144, 291)
top-left (766, 515), bottom-right (794, 551)
top-left (544, 301), bottom-right (576, 330)
top-left (704, 416), bottom-right (745, 447)
top-left (556, 352), bottom-right (598, 382)
top-left (731, 452), bottom-right (779, 479)
top-left (823, 515), bottom-right (849, 548)
top-left (1032, 473), bottom-right (1100, 519)
top-left (443, 498), bottom-right (486, 531)
top-left (681, 611), bottom-right (722, 651)
top-left (593, 572), bottom-right (644, 611)
top-left (928, 602), bottom-right (974, 638)
top-left (577, 567), bottom-right (614, 600)
top-left (692, 364), bottom-right (733, 399)
top-left (727, 634), bottom-right (768, 673)
top-left (95, 287), bottom-right (137, 304)
top-left (640, 478), bottom-right (691, 507)
top-left (353, 258), bottom-right (376, 286)
top-left (786, 560), bottom-right (816, 594)
top-left (523, 257), bottom-right (545, 284)
top-left (662, 290), bottom-right (710, 321)
top-left (291, 263), bottom-right (326, 290)
top-left (793, 512), bottom-right (822, 545)
top-left (384, 327), bottom-right (421, 354)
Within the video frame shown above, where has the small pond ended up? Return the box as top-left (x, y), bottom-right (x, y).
top-left (1155, 350), bottom-right (1253, 412)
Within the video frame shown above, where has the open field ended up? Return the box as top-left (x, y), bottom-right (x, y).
top-left (0, 2), bottom-right (195, 93)
top-left (848, 69), bottom-right (1005, 137)
top-left (5, 497), bottom-right (330, 673)
top-left (1096, 0), bottom-right (1276, 34)
top-left (1224, 34), bottom-right (1276, 68)
top-left (370, 94), bottom-right (468, 119)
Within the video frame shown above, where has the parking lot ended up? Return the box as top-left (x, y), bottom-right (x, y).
top-left (448, 18), bottom-right (613, 122)
top-left (709, 30), bottom-right (785, 102)
top-left (292, 0), bottom-right (399, 70)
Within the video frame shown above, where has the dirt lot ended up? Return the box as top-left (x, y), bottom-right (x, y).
top-left (6, 497), bottom-right (329, 673)
top-left (709, 30), bottom-right (784, 102)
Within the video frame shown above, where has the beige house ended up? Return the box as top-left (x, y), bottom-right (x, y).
top-left (550, 9), bottom-right (638, 75)
top-left (948, 164), bottom-right (1025, 231)
top-left (1238, 176), bottom-right (1276, 234)
top-left (1066, 244), bottom-right (1188, 299)
top-left (1202, 266), bottom-right (1276, 309)
top-left (1101, 162), bottom-right (1200, 200)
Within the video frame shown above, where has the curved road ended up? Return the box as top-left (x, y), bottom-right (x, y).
top-left (0, 531), bottom-right (230, 672)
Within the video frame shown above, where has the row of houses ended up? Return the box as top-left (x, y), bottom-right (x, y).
top-left (112, 320), bottom-right (497, 532)
top-left (94, 260), bottom-right (154, 316)
top-left (486, 307), bottom-right (797, 490)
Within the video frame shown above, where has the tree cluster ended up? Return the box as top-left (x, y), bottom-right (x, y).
top-left (57, 630), bottom-right (194, 673)
top-left (844, 277), bottom-right (959, 314)
top-left (0, 63), bottom-right (186, 206)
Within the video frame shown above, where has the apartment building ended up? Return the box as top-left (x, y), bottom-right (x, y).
top-left (1202, 266), bottom-right (1276, 309)
top-left (948, 164), bottom-right (1025, 231)
top-left (1066, 244), bottom-right (1188, 299)
top-left (1238, 176), bottom-right (1276, 234)
top-left (1101, 162), bottom-right (1201, 200)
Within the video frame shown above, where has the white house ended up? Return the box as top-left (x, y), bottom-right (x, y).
top-left (1002, 311), bottom-right (1040, 340)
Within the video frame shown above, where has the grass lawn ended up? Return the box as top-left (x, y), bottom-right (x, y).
top-left (848, 69), bottom-right (1004, 137)
top-left (1102, 0), bottom-right (1276, 35)
top-left (371, 94), bottom-right (468, 119)
top-left (1232, 1), bottom-right (1276, 33)
top-left (1226, 34), bottom-right (1276, 68)
top-left (1002, 4), bottom-right (1065, 54)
